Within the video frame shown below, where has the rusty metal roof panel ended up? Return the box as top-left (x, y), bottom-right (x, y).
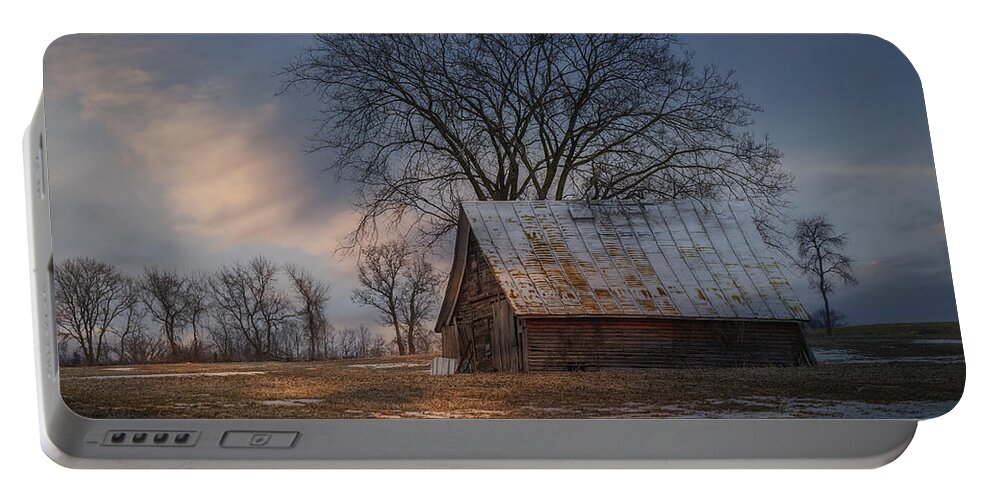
top-left (626, 205), bottom-right (699, 317)
top-left (460, 200), bottom-right (808, 321)
top-left (465, 202), bottom-right (543, 314)
top-left (607, 207), bottom-right (680, 316)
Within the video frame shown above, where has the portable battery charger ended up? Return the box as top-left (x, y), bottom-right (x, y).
top-left (25, 34), bottom-right (963, 468)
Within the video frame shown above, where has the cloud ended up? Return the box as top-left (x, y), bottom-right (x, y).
top-left (46, 35), bottom-right (358, 262)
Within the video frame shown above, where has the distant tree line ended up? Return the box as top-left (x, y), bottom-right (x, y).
top-left (54, 252), bottom-right (442, 366)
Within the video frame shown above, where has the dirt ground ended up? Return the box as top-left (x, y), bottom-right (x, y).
top-left (60, 322), bottom-right (965, 419)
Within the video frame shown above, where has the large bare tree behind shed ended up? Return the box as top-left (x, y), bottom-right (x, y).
top-left (54, 258), bottom-right (137, 365)
top-left (282, 34), bottom-right (791, 245)
top-left (793, 216), bottom-right (858, 335)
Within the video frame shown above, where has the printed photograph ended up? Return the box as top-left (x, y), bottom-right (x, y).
top-left (44, 34), bottom-right (964, 419)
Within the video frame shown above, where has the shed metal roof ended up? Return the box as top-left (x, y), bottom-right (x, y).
top-left (452, 200), bottom-right (808, 322)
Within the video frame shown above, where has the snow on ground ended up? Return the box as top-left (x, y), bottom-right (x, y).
top-left (101, 367), bottom-right (135, 371)
top-left (810, 348), bottom-right (963, 364)
top-left (368, 409), bottom-right (508, 418)
top-left (259, 398), bottom-right (325, 407)
top-left (520, 398), bottom-right (958, 418)
top-left (346, 362), bottom-right (428, 369)
top-left (592, 398), bottom-right (959, 419)
top-left (911, 339), bottom-right (963, 345)
top-left (78, 371), bottom-right (266, 380)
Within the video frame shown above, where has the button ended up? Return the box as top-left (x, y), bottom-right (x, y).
top-left (132, 432), bottom-right (147, 443)
top-left (153, 433), bottom-right (169, 443)
top-left (174, 432), bottom-right (191, 444)
top-left (110, 432), bottom-right (126, 443)
top-left (220, 431), bottom-right (298, 449)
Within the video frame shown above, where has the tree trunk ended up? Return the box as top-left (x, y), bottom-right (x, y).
top-left (86, 333), bottom-right (96, 365)
top-left (406, 325), bottom-right (416, 355)
top-left (392, 317), bottom-right (406, 355)
top-left (165, 323), bottom-right (180, 360)
top-left (309, 328), bottom-right (316, 361)
top-left (820, 284), bottom-right (833, 336)
top-left (406, 294), bottom-right (417, 355)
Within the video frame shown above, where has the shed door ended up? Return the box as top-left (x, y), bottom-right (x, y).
top-left (441, 324), bottom-right (459, 359)
top-left (491, 300), bottom-right (520, 372)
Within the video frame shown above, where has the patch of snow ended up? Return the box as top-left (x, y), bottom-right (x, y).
top-left (810, 348), bottom-right (872, 363)
top-left (579, 397), bottom-right (960, 419)
top-left (787, 399), bottom-right (959, 419)
top-left (259, 398), bottom-right (324, 407)
top-left (346, 362), bottom-right (428, 369)
top-left (810, 348), bottom-right (963, 365)
top-left (367, 409), bottom-right (507, 419)
top-left (101, 367), bottom-right (135, 372)
top-left (519, 405), bottom-right (574, 414)
top-left (595, 397), bottom-right (959, 419)
top-left (79, 371), bottom-right (266, 380)
top-left (911, 339), bottom-right (962, 345)
top-left (401, 409), bottom-right (507, 418)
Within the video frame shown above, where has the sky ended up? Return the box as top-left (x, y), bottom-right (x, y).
top-left (42, 34), bottom-right (958, 329)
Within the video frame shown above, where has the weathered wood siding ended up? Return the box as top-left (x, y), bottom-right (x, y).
top-left (491, 300), bottom-right (521, 371)
top-left (451, 232), bottom-right (522, 372)
top-left (523, 317), bottom-right (812, 370)
top-left (441, 324), bottom-right (459, 358)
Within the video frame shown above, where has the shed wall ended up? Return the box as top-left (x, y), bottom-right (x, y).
top-left (523, 317), bottom-right (812, 370)
top-left (450, 232), bottom-right (522, 372)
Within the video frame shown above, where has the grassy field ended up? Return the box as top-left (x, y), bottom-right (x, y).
top-left (60, 322), bottom-right (965, 419)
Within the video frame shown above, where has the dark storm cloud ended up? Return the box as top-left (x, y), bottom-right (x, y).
top-left (44, 34), bottom-right (958, 327)
top-left (684, 35), bottom-right (956, 324)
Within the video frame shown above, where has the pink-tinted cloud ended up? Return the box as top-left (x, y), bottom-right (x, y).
top-left (46, 36), bottom-right (359, 261)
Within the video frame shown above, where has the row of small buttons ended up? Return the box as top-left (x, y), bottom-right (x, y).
top-left (104, 431), bottom-right (198, 446)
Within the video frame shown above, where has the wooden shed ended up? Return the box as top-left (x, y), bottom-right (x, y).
top-left (434, 200), bottom-right (815, 373)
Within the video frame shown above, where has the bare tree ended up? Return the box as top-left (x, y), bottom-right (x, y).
top-left (120, 330), bottom-right (168, 364)
top-left (398, 253), bottom-right (444, 354)
top-left (368, 329), bottom-right (389, 357)
top-left (282, 34), bottom-right (790, 246)
top-left (53, 258), bottom-right (135, 365)
top-left (141, 268), bottom-right (192, 360)
top-left (112, 278), bottom-right (146, 364)
top-left (185, 274), bottom-right (211, 361)
top-left (331, 325), bottom-right (385, 359)
top-left (208, 257), bottom-right (294, 360)
top-left (352, 241), bottom-right (409, 354)
top-left (285, 264), bottom-right (332, 360)
top-left (207, 319), bottom-right (243, 362)
top-left (274, 319), bottom-right (305, 360)
top-left (318, 323), bottom-right (337, 359)
top-left (793, 216), bottom-right (857, 335)
top-left (336, 327), bottom-right (358, 358)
